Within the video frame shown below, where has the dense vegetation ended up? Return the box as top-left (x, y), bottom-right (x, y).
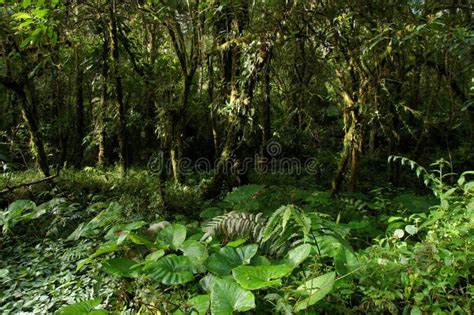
top-left (1, 0), bottom-right (473, 314)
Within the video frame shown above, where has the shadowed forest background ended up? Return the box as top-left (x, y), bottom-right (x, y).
top-left (0, 0), bottom-right (473, 314)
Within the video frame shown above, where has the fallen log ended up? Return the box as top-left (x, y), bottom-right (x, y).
top-left (0, 174), bottom-right (58, 195)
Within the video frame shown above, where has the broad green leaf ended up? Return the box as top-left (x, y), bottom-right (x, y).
top-left (33, 9), bottom-right (49, 19)
top-left (410, 306), bottom-right (422, 315)
top-left (7, 199), bottom-right (36, 212)
top-left (200, 274), bottom-right (217, 293)
top-left (156, 223), bottom-right (187, 250)
top-left (58, 298), bottom-right (107, 315)
top-left (405, 225), bottom-right (418, 235)
top-left (206, 244), bottom-right (258, 276)
top-left (180, 240), bottom-right (208, 261)
top-left (77, 242), bottom-right (119, 271)
top-left (294, 272), bottom-right (336, 311)
top-left (179, 239), bottom-right (208, 272)
top-left (210, 278), bottom-right (255, 315)
top-left (0, 269), bottom-right (9, 278)
top-left (232, 264), bottom-right (293, 290)
top-left (226, 238), bottom-right (247, 247)
top-left (250, 255), bottom-right (271, 266)
top-left (22, 0), bottom-right (31, 8)
top-left (102, 258), bottom-right (140, 278)
top-left (146, 254), bottom-right (194, 285)
top-left (145, 249), bottom-right (165, 262)
top-left (334, 245), bottom-right (358, 275)
top-left (285, 244), bottom-right (312, 267)
top-left (187, 295), bottom-right (210, 315)
top-left (68, 202), bottom-right (122, 240)
top-left (128, 232), bottom-right (154, 248)
top-left (13, 12), bottom-right (32, 20)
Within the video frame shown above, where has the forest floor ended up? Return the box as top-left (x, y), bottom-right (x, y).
top-left (0, 167), bottom-right (472, 314)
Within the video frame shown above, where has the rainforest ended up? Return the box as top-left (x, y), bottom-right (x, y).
top-left (0, 0), bottom-right (473, 314)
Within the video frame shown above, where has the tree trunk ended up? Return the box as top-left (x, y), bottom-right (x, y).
top-left (331, 87), bottom-right (361, 195)
top-left (110, 0), bottom-right (128, 173)
top-left (259, 52), bottom-right (272, 164)
top-left (98, 34), bottom-right (109, 168)
top-left (53, 61), bottom-right (68, 168)
top-left (75, 66), bottom-right (84, 168)
top-left (0, 77), bottom-right (50, 176)
top-left (23, 86), bottom-right (50, 177)
top-left (170, 74), bottom-right (192, 183)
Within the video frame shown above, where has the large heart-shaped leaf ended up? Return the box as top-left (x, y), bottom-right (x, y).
top-left (181, 295), bottom-right (210, 315)
top-left (210, 278), bottom-right (255, 315)
top-left (294, 272), bottom-right (336, 311)
top-left (102, 258), bottom-right (140, 278)
top-left (156, 224), bottom-right (187, 250)
top-left (232, 264), bottom-right (293, 290)
top-left (58, 298), bottom-right (107, 315)
top-left (200, 274), bottom-right (217, 293)
top-left (146, 254), bottom-right (194, 285)
top-left (180, 240), bottom-right (208, 273)
top-left (206, 244), bottom-right (258, 276)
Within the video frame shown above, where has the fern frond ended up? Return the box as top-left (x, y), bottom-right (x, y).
top-left (202, 205), bottom-right (317, 257)
top-left (388, 155), bottom-right (444, 195)
top-left (260, 205), bottom-right (311, 256)
top-left (62, 241), bottom-right (93, 262)
top-left (200, 211), bottom-right (266, 242)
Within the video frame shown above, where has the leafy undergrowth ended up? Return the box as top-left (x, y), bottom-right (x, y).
top-left (0, 158), bottom-right (473, 314)
top-left (0, 239), bottom-right (115, 314)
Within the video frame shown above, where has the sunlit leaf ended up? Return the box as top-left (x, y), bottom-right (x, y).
top-left (294, 272), bottom-right (335, 311)
top-left (210, 278), bottom-right (255, 314)
top-left (232, 264), bottom-right (293, 290)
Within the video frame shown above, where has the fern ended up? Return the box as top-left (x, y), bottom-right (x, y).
top-left (67, 202), bottom-right (123, 240)
top-left (388, 155), bottom-right (454, 198)
top-left (201, 211), bottom-right (266, 243)
top-left (260, 205), bottom-right (311, 256)
top-left (201, 205), bottom-right (313, 257)
top-left (62, 241), bottom-right (93, 262)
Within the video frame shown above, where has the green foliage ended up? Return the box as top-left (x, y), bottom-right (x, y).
top-left (1, 160), bottom-right (472, 313)
top-left (58, 299), bottom-right (106, 315)
top-left (294, 272), bottom-right (336, 311)
top-left (210, 277), bottom-right (255, 315)
top-left (201, 211), bottom-right (265, 243)
top-left (206, 244), bottom-right (258, 276)
top-left (67, 202), bottom-right (122, 241)
top-left (0, 199), bottom-right (37, 233)
top-left (223, 184), bottom-right (265, 211)
top-left (232, 264), bottom-right (293, 290)
top-left (155, 223), bottom-right (187, 250)
top-left (145, 254), bottom-right (195, 284)
top-left (344, 159), bottom-right (474, 314)
top-left (0, 239), bottom-right (114, 314)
